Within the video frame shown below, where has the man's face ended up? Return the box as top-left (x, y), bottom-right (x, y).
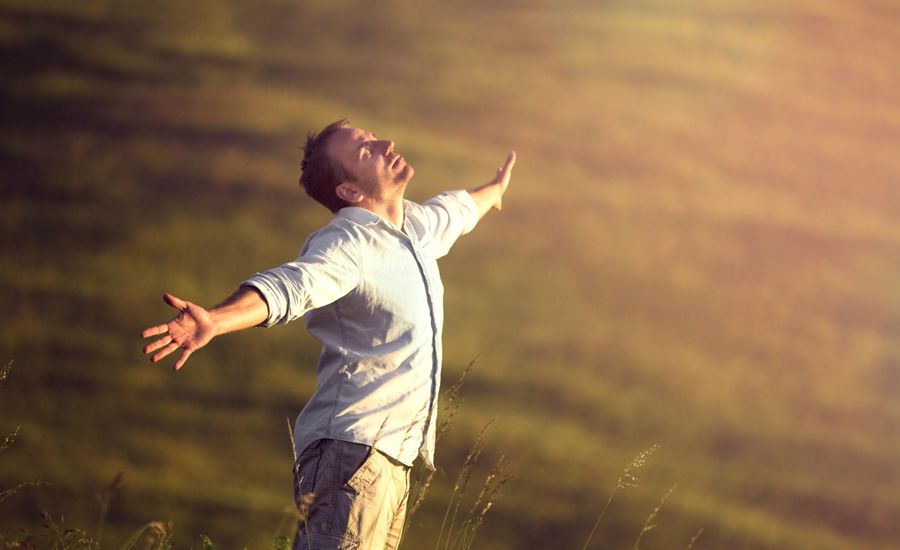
top-left (327, 127), bottom-right (414, 203)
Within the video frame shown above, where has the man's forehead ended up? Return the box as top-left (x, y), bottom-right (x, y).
top-left (351, 127), bottom-right (375, 139)
top-left (343, 127), bottom-right (375, 142)
top-left (329, 127), bottom-right (374, 153)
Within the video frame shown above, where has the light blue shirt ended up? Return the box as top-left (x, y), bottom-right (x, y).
top-left (241, 190), bottom-right (479, 469)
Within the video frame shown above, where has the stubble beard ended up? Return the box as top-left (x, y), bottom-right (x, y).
top-left (397, 162), bottom-right (414, 186)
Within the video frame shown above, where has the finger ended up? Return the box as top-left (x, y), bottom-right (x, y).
top-left (151, 342), bottom-right (180, 363)
top-left (496, 152), bottom-right (516, 180)
top-left (173, 349), bottom-right (193, 371)
top-left (502, 150), bottom-right (517, 171)
top-left (141, 324), bottom-right (169, 338)
top-left (143, 335), bottom-right (172, 354)
top-left (163, 293), bottom-right (188, 310)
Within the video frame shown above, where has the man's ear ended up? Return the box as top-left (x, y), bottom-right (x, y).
top-left (336, 182), bottom-right (364, 204)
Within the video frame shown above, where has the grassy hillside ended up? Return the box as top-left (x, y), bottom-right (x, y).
top-left (2, 0), bottom-right (899, 548)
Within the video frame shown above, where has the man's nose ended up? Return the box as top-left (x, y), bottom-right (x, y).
top-left (379, 140), bottom-right (394, 155)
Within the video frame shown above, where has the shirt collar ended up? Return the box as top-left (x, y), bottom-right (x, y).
top-left (335, 206), bottom-right (381, 226)
top-left (335, 202), bottom-right (413, 234)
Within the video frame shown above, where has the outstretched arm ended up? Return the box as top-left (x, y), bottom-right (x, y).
top-left (141, 287), bottom-right (268, 371)
top-left (467, 150), bottom-right (516, 219)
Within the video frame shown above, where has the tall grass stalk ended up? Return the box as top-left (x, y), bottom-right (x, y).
top-left (457, 454), bottom-right (514, 550)
top-left (633, 483), bottom-right (678, 550)
top-left (94, 472), bottom-right (124, 546)
top-left (1, 361), bottom-right (48, 508)
top-left (686, 527), bottom-right (704, 550)
top-left (286, 415), bottom-right (316, 550)
top-left (0, 360), bottom-right (12, 384)
top-left (434, 418), bottom-right (494, 550)
top-left (40, 510), bottom-right (98, 549)
top-left (400, 357), bottom-right (478, 547)
top-left (581, 443), bottom-right (661, 550)
top-left (1, 361), bottom-right (18, 462)
top-left (398, 357), bottom-right (513, 550)
top-left (0, 480), bottom-right (46, 506)
top-left (276, 417), bottom-right (304, 547)
top-left (287, 416), bottom-right (298, 463)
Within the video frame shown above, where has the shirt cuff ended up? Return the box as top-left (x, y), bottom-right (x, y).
top-left (239, 278), bottom-right (280, 327)
top-left (446, 189), bottom-right (480, 234)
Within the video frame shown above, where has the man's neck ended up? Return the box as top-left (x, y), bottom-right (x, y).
top-left (358, 195), bottom-right (405, 230)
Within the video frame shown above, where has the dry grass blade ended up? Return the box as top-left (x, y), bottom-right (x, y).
top-left (1, 362), bottom-right (18, 455)
top-left (40, 510), bottom-right (98, 549)
top-left (686, 527), bottom-right (704, 550)
top-left (94, 471), bottom-right (124, 546)
top-left (0, 360), bottom-right (12, 384)
top-left (372, 413), bottom-right (391, 448)
top-left (0, 360), bottom-right (47, 513)
top-left (459, 454), bottom-right (514, 550)
top-left (399, 402), bottom-right (433, 544)
top-left (1, 425), bottom-right (21, 453)
top-left (284, 419), bottom-right (314, 550)
top-left (435, 357), bottom-right (478, 447)
top-left (407, 467), bottom-right (436, 519)
top-left (435, 418), bottom-right (494, 550)
top-left (402, 358), bottom-right (479, 545)
top-left (1, 480), bottom-right (47, 506)
top-left (399, 400), bottom-right (430, 463)
top-left (287, 417), bottom-right (297, 464)
top-left (581, 443), bottom-right (661, 550)
top-left (290, 474), bottom-right (315, 550)
top-left (633, 484), bottom-right (678, 550)
top-left (444, 356), bottom-right (478, 406)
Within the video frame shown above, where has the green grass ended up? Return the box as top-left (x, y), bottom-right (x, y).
top-left (2, 0), bottom-right (900, 548)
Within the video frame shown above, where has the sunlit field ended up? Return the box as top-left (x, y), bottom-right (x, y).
top-left (2, 0), bottom-right (899, 548)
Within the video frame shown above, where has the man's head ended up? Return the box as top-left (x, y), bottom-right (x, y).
top-left (299, 119), bottom-right (356, 213)
top-left (299, 119), bottom-right (414, 213)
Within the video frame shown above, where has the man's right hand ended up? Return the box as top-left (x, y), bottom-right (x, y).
top-left (142, 293), bottom-right (216, 371)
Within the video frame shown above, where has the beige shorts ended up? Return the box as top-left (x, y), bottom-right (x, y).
top-left (292, 439), bottom-right (411, 550)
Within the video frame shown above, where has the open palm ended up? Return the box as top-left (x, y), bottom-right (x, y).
top-left (141, 293), bottom-right (216, 370)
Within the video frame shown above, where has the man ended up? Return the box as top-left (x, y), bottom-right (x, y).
top-left (141, 118), bottom-right (515, 549)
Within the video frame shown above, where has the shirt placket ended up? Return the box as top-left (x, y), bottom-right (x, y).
top-left (400, 223), bottom-right (441, 463)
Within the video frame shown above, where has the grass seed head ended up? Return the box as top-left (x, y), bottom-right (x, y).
top-left (618, 443), bottom-right (661, 490)
top-left (0, 360), bottom-right (12, 384)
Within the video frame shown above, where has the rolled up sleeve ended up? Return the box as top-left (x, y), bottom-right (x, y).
top-left (411, 190), bottom-right (480, 258)
top-left (241, 226), bottom-right (362, 327)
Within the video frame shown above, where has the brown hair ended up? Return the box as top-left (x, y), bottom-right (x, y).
top-left (299, 118), bottom-right (356, 213)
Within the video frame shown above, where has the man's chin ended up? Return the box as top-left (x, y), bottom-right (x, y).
top-left (396, 164), bottom-right (414, 184)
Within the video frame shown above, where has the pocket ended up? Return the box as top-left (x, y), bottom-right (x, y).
top-left (344, 449), bottom-right (380, 495)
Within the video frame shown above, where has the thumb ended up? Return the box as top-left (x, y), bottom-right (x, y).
top-left (163, 293), bottom-right (188, 310)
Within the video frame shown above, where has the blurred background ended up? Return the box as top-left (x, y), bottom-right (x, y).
top-left (2, 0), bottom-right (899, 548)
